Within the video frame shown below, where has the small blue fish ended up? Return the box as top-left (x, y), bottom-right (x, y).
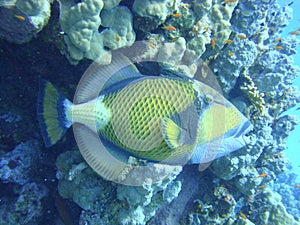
top-left (37, 54), bottom-right (252, 184)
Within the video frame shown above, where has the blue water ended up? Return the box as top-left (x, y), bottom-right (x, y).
top-left (280, 0), bottom-right (300, 182)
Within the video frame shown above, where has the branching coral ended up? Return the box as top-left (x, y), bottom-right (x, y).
top-left (240, 68), bottom-right (266, 117)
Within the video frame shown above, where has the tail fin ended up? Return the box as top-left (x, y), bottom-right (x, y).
top-left (37, 80), bottom-right (72, 147)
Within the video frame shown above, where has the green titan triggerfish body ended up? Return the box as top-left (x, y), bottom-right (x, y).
top-left (37, 54), bottom-right (253, 184)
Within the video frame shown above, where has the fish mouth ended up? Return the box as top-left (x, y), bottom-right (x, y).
top-left (240, 120), bottom-right (253, 145)
top-left (234, 118), bottom-right (253, 137)
top-left (212, 118), bottom-right (253, 162)
top-left (189, 115), bottom-right (253, 166)
top-left (222, 116), bottom-right (253, 149)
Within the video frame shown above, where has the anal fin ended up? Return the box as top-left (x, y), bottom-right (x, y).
top-left (73, 124), bottom-right (128, 183)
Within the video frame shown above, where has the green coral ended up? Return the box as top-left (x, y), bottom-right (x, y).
top-left (162, 3), bottom-right (196, 41)
top-left (16, 0), bottom-right (45, 16)
top-left (192, 0), bottom-right (212, 19)
top-left (59, 0), bottom-right (104, 63)
top-left (132, 0), bottom-right (175, 29)
top-left (101, 6), bottom-right (136, 50)
top-left (58, 0), bottom-right (135, 64)
top-left (186, 0), bottom-right (238, 61)
top-left (157, 37), bottom-right (187, 71)
top-left (251, 189), bottom-right (300, 225)
top-left (102, 0), bottom-right (121, 10)
top-left (210, 0), bottom-right (238, 43)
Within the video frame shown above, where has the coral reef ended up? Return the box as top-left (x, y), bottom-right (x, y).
top-left (249, 188), bottom-right (300, 225)
top-left (231, 0), bottom-right (292, 49)
top-left (0, 0), bottom-right (51, 43)
top-left (249, 49), bottom-right (300, 116)
top-left (274, 170), bottom-right (300, 221)
top-left (212, 37), bottom-right (258, 94)
top-left (132, 0), bottom-right (176, 33)
top-left (56, 150), bottom-right (182, 224)
top-left (116, 179), bottom-right (182, 225)
top-left (0, 140), bottom-right (48, 224)
top-left (240, 69), bottom-right (266, 115)
top-left (0, 111), bottom-right (22, 150)
top-left (0, 182), bottom-right (48, 224)
top-left (101, 6), bottom-right (136, 52)
top-left (187, 0), bottom-right (238, 62)
top-left (0, 0), bottom-right (135, 64)
top-left (0, 140), bottom-right (41, 185)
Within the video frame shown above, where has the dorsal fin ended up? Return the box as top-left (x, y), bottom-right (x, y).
top-left (74, 53), bottom-right (142, 104)
top-left (159, 61), bottom-right (223, 95)
top-left (160, 67), bottom-right (192, 81)
top-left (193, 61), bottom-right (223, 95)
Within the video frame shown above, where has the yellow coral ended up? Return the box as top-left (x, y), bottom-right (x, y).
top-left (240, 69), bottom-right (266, 116)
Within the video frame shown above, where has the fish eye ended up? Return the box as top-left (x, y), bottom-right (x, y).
top-left (204, 94), bottom-right (213, 103)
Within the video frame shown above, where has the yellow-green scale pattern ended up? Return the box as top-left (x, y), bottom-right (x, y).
top-left (99, 77), bottom-right (196, 162)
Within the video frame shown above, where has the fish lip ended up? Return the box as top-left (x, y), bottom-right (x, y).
top-left (241, 120), bottom-right (253, 143)
top-left (230, 117), bottom-right (253, 148)
top-left (243, 125), bottom-right (253, 145)
top-left (233, 118), bottom-right (253, 145)
top-left (216, 118), bottom-right (254, 157)
top-left (232, 117), bottom-right (253, 138)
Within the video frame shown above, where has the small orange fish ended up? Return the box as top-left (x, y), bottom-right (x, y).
top-left (257, 173), bottom-right (268, 178)
top-left (146, 41), bottom-right (156, 49)
top-left (224, 39), bottom-right (233, 44)
top-left (211, 38), bottom-right (216, 49)
top-left (115, 35), bottom-right (120, 42)
top-left (228, 52), bottom-right (235, 57)
top-left (274, 46), bottom-right (283, 50)
top-left (224, 0), bottom-right (237, 3)
top-left (170, 13), bottom-right (181, 17)
top-left (162, 25), bottom-right (177, 31)
top-left (239, 212), bottom-right (247, 219)
top-left (258, 184), bottom-right (266, 189)
top-left (289, 31), bottom-right (299, 36)
top-left (15, 15), bottom-right (25, 21)
top-left (274, 37), bottom-right (282, 43)
top-left (295, 184), bottom-right (300, 188)
top-left (238, 34), bottom-right (247, 39)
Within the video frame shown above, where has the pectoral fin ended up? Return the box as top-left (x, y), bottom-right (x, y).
top-left (161, 117), bottom-right (183, 149)
top-left (161, 104), bottom-right (199, 150)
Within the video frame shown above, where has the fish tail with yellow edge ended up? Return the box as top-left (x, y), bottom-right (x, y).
top-left (37, 80), bottom-right (72, 147)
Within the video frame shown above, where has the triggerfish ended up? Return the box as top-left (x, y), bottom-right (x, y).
top-left (37, 54), bottom-right (252, 185)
